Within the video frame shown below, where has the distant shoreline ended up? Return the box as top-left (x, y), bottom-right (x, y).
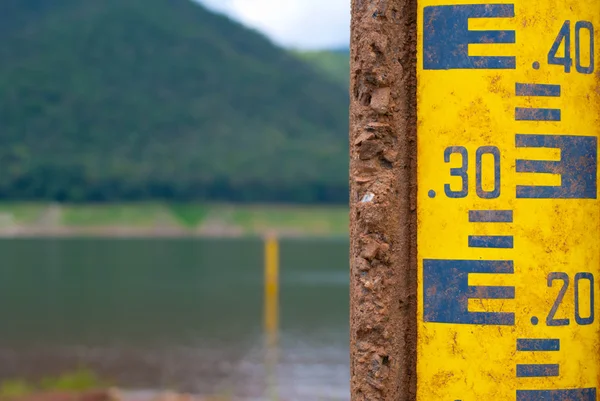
top-left (0, 202), bottom-right (349, 238)
top-left (0, 226), bottom-right (347, 239)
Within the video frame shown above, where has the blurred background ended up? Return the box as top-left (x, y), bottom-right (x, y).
top-left (0, 1), bottom-right (350, 400)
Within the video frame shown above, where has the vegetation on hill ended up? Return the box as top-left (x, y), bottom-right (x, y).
top-left (0, 0), bottom-right (349, 204)
top-left (295, 48), bottom-right (350, 88)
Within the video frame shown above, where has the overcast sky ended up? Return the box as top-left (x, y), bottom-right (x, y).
top-left (197, 0), bottom-right (350, 50)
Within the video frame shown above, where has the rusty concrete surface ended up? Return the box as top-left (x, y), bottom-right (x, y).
top-left (349, 0), bottom-right (418, 400)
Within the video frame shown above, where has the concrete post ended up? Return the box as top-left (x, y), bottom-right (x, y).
top-left (349, 1), bottom-right (417, 400)
top-left (350, 1), bottom-right (600, 400)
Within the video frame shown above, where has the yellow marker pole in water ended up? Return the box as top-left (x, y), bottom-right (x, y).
top-left (417, 1), bottom-right (600, 400)
top-left (264, 234), bottom-right (279, 399)
top-left (264, 234), bottom-right (279, 345)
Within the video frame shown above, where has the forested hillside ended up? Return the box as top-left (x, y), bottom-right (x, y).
top-left (296, 48), bottom-right (350, 88)
top-left (0, 0), bottom-right (349, 203)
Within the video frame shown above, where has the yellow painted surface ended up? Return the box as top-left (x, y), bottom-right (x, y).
top-left (264, 235), bottom-right (279, 345)
top-left (417, 1), bottom-right (600, 400)
top-left (264, 235), bottom-right (279, 399)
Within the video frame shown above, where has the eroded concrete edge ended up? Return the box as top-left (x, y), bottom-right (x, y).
top-left (350, 0), bottom-right (418, 400)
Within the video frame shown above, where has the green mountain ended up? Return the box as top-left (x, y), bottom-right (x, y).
top-left (0, 0), bottom-right (349, 203)
top-left (295, 49), bottom-right (350, 88)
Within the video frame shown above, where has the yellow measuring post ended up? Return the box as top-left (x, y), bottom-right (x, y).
top-left (263, 234), bottom-right (279, 399)
top-left (264, 234), bottom-right (279, 345)
top-left (418, 1), bottom-right (599, 400)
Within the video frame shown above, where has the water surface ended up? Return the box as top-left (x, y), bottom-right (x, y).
top-left (0, 238), bottom-right (350, 400)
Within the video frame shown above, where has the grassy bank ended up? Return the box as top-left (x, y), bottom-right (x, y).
top-left (0, 369), bottom-right (230, 400)
top-left (0, 369), bottom-right (110, 399)
top-left (0, 203), bottom-right (349, 237)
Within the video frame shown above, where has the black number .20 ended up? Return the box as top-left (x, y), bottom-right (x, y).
top-left (547, 272), bottom-right (595, 326)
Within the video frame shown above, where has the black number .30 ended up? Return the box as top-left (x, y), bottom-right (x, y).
top-left (444, 146), bottom-right (501, 199)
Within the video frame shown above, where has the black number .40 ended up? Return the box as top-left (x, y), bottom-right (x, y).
top-left (548, 20), bottom-right (595, 74)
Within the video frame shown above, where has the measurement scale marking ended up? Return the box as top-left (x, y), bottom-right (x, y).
top-left (467, 285), bottom-right (515, 299)
top-left (516, 159), bottom-right (560, 174)
top-left (515, 108), bottom-right (561, 121)
top-left (515, 134), bottom-right (598, 199)
top-left (468, 235), bottom-right (514, 248)
top-left (516, 339), bottom-right (560, 351)
top-left (423, 260), bottom-right (515, 325)
top-left (516, 364), bottom-right (560, 377)
top-left (469, 210), bottom-right (513, 223)
top-left (516, 388), bottom-right (596, 401)
top-left (468, 30), bottom-right (516, 44)
top-left (515, 83), bottom-right (561, 97)
top-left (423, 4), bottom-right (516, 70)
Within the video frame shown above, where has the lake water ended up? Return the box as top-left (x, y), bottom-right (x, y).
top-left (0, 238), bottom-right (350, 400)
